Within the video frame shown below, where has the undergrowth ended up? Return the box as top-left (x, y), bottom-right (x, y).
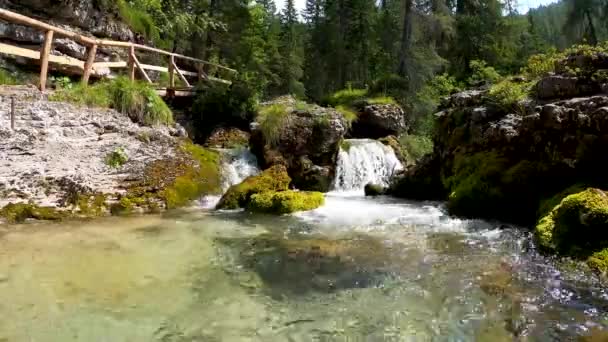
top-left (50, 77), bottom-right (173, 126)
top-left (257, 104), bottom-right (289, 146)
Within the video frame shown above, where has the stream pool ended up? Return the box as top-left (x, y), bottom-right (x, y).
top-left (0, 195), bottom-right (607, 341)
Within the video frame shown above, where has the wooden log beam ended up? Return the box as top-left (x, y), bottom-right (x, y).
top-left (128, 45), bottom-right (135, 81)
top-left (131, 53), bottom-right (152, 84)
top-left (39, 30), bottom-right (54, 92)
top-left (81, 44), bottom-right (97, 85)
top-left (168, 55), bottom-right (175, 89)
top-left (171, 58), bottom-right (190, 88)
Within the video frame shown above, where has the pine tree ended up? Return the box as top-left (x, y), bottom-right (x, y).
top-left (280, 0), bottom-right (306, 97)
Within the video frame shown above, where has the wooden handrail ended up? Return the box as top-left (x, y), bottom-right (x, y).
top-left (0, 8), bottom-right (236, 91)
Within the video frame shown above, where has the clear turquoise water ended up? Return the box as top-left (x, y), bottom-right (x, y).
top-left (0, 195), bottom-right (606, 341)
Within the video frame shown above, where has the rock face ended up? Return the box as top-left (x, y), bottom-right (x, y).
top-left (250, 101), bottom-right (346, 192)
top-left (351, 103), bottom-right (406, 139)
top-left (0, 85), bottom-right (212, 219)
top-left (0, 0), bottom-right (134, 76)
top-left (391, 51), bottom-right (608, 224)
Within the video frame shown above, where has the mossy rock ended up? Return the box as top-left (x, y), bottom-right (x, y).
top-left (247, 190), bottom-right (324, 214)
top-left (534, 188), bottom-right (608, 272)
top-left (364, 183), bottom-right (386, 196)
top-left (216, 165), bottom-right (291, 210)
top-left (0, 203), bottom-right (66, 223)
top-left (128, 141), bottom-right (221, 210)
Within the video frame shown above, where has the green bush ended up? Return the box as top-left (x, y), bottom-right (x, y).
top-left (399, 135), bottom-right (433, 161)
top-left (257, 103), bottom-right (289, 146)
top-left (522, 50), bottom-right (559, 79)
top-left (467, 60), bottom-right (501, 86)
top-left (487, 79), bottom-right (533, 113)
top-left (105, 147), bottom-right (129, 168)
top-left (411, 73), bottom-right (460, 135)
top-left (325, 88), bottom-right (368, 107)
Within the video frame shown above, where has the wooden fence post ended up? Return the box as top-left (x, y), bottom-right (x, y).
top-left (81, 43), bottom-right (98, 85)
top-left (128, 45), bottom-right (135, 81)
top-left (39, 30), bottom-right (54, 91)
top-left (168, 55), bottom-right (175, 89)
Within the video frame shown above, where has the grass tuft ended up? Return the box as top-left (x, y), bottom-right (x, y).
top-left (257, 104), bottom-right (289, 146)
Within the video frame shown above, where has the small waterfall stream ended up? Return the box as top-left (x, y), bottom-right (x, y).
top-left (332, 139), bottom-right (403, 194)
top-left (201, 147), bottom-right (260, 208)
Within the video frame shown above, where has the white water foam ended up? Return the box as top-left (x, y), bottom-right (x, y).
top-left (200, 147), bottom-right (260, 208)
top-left (332, 139), bottom-right (403, 195)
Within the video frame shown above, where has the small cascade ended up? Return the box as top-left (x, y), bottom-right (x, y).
top-left (200, 147), bottom-right (260, 208)
top-left (332, 139), bottom-right (403, 194)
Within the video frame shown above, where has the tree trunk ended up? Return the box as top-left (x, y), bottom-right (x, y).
top-left (585, 9), bottom-right (598, 46)
top-left (397, 0), bottom-right (413, 78)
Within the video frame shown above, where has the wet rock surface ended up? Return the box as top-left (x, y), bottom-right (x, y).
top-left (351, 103), bottom-right (406, 139)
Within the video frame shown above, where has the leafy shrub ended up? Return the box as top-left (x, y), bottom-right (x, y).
top-left (105, 147), bottom-right (129, 168)
top-left (412, 73), bottom-right (460, 135)
top-left (399, 135), bottom-right (433, 161)
top-left (467, 60), bottom-right (501, 86)
top-left (257, 104), bottom-right (289, 146)
top-left (51, 76), bottom-right (73, 89)
top-left (487, 79), bottom-right (533, 113)
top-left (522, 50), bottom-right (559, 79)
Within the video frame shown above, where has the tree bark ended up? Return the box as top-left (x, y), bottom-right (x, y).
top-left (397, 0), bottom-right (413, 78)
top-left (585, 9), bottom-right (598, 46)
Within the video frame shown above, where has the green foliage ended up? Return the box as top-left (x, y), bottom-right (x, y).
top-left (50, 76), bottom-right (73, 90)
top-left (105, 147), bottom-right (129, 169)
top-left (108, 77), bottom-right (173, 126)
top-left (366, 96), bottom-right (397, 105)
top-left (335, 105), bottom-right (358, 127)
top-left (217, 165), bottom-right (291, 210)
top-left (50, 78), bottom-right (173, 126)
top-left (487, 79), bottom-right (534, 112)
top-left (325, 88), bottom-right (368, 108)
top-left (117, 0), bottom-right (160, 43)
top-left (412, 74), bottom-right (460, 135)
top-left (49, 83), bottom-right (112, 108)
top-left (0, 69), bottom-right (17, 85)
top-left (340, 139), bottom-right (352, 152)
top-left (522, 50), bottom-right (560, 78)
top-left (0, 203), bottom-right (65, 223)
top-left (257, 104), bottom-right (289, 146)
top-left (467, 60), bottom-right (502, 86)
top-left (247, 190), bottom-right (324, 214)
top-left (399, 135), bottom-right (433, 161)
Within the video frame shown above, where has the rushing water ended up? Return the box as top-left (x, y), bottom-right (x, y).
top-left (333, 139), bottom-right (403, 194)
top-left (1, 195), bottom-right (608, 341)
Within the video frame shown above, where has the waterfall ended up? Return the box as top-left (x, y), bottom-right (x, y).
top-left (332, 139), bottom-right (403, 195)
top-left (200, 147), bottom-right (260, 208)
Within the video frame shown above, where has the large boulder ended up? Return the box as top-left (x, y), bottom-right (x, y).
top-left (216, 165), bottom-right (291, 210)
top-left (351, 103), bottom-right (406, 138)
top-left (250, 99), bottom-right (346, 192)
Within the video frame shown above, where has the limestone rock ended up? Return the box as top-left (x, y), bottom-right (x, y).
top-left (351, 103), bottom-right (406, 138)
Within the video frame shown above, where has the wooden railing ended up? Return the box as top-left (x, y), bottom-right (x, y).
top-left (0, 8), bottom-right (236, 93)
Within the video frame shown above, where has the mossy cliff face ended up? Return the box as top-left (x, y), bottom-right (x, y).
top-left (535, 188), bottom-right (608, 273)
top-left (216, 165), bottom-right (324, 214)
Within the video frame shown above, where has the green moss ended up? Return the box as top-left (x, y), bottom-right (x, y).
top-left (247, 190), bottom-right (324, 214)
top-left (534, 188), bottom-right (608, 254)
top-left (587, 249), bottom-right (608, 274)
top-left (364, 184), bottom-right (385, 197)
top-left (217, 165), bottom-right (291, 210)
top-left (335, 105), bottom-right (358, 128)
top-left (161, 142), bottom-right (221, 209)
top-left (110, 197), bottom-right (135, 216)
top-left (105, 147), bottom-right (129, 168)
top-left (76, 194), bottom-right (107, 217)
top-left (0, 203), bottom-right (66, 223)
top-left (0, 68), bottom-right (17, 85)
top-left (340, 139), bottom-right (352, 152)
